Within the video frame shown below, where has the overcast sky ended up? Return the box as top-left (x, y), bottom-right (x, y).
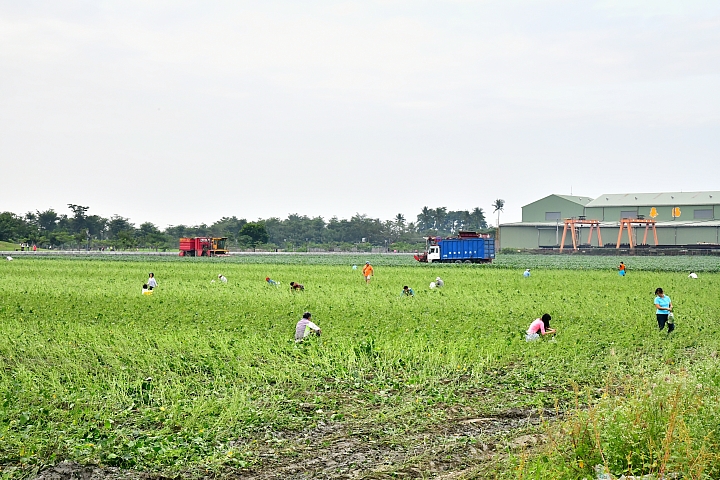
top-left (1, 1), bottom-right (719, 227)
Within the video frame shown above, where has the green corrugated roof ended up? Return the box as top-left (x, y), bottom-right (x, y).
top-left (554, 195), bottom-right (594, 205)
top-left (586, 191), bottom-right (720, 207)
top-left (525, 194), bottom-right (594, 207)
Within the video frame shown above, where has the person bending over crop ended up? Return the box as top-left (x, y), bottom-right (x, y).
top-left (289, 281), bottom-right (304, 291)
top-left (523, 268), bottom-right (531, 278)
top-left (362, 262), bottom-right (374, 284)
top-left (435, 277), bottom-right (444, 287)
top-left (401, 285), bottom-right (414, 297)
top-left (142, 284), bottom-right (153, 295)
top-left (654, 288), bottom-right (674, 333)
top-left (265, 277), bottom-right (279, 286)
top-left (217, 274), bottom-right (227, 283)
top-left (526, 314), bottom-right (555, 341)
top-left (295, 312), bottom-right (321, 342)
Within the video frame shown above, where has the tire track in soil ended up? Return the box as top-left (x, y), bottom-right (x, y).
top-left (235, 407), bottom-right (555, 479)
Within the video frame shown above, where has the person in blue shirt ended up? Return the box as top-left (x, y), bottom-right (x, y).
top-left (401, 285), bottom-right (415, 297)
top-left (654, 287), bottom-right (674, 333)
top-left (523, 269), bottom-right (531, 277)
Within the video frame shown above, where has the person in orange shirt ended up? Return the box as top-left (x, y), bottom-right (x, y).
top-left (618, 261), bottom-right (626, 276)
top-left (362, 262), bottom-right (374, 284)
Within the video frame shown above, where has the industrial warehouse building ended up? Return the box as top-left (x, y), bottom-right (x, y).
top-left (499, 191), bottom-right (720, 250)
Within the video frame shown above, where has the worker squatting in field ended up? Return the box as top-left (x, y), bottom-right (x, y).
top-left (295, 312), bottom-right (321, 342)
top-left (526, 314), bottom-right (556, 341)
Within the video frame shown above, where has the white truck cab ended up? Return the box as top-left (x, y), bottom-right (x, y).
top-left (427, 245), bottom-right (441, 263)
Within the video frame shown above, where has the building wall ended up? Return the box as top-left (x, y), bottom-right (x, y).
top-left (499, 225), bottom-right (546, 249)
top-left (585, 204), bottom-right (718, 222)
top-left (522, 196), bottom-right (587, 222)
top-left (500, 224), bottom-right (720, 249)
top-left (666, 226), bottom-right (720, 245)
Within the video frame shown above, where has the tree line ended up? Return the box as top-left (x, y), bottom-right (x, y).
top-left (0, 203), bottom-right (500, 251)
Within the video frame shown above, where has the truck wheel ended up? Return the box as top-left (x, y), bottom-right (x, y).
top-left (455, 260), bottom-right (462, 264)
top-left (464, 260), bottom-right (472, 264)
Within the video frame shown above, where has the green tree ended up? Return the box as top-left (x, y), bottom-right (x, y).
top-left (36, 209), bottom-right (59, 232)
top-left (210, 216), bottom-right (247, 245)
top-left (417, 206), bottom-right (433, 231)
top-left (470, 207), bottom-right (488, 230)
top-left (67, 204), bottom-right (89, 234)
top-left (238, 222), bottom-right (269, 247)
top-left (432, 207), bottom-right (447, 231)
top-left (0, 212), bottom-right (30, 242)
top-left (138, 222), bottom-right (162, 248)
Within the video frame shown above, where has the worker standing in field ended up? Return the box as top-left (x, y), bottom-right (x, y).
top-left (295, 312), bottom-right (321, 342)
top-left (147, 272), bottom-right (158, 289)
top-left (654, 287), bottom-right (674, 333)
top-left (526, 314), bottom-right (556, 341)
top-left (362, 261), bottom-right (374, 284)
top-left (618, 262), bottom-right (626, 276)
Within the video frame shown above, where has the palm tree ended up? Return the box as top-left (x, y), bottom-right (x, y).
top-left (492, 199), bottom-right (505, 228)
top-left (417, 207), bottom-right (433, 231)
top-left (470, 207), bottom-right (487, 230)
top-left (492, 200), bottom-right (505, 249)
top-left (433, 207), bottom-right (447, 232)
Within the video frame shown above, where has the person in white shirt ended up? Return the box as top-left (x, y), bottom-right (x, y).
top-left (295, 312), bottom-right (321, 342)
top-left (218, 274), bottom-right (228, 283)
top-left (688, 272), bottom-right (698, 279)
top-left (147, 272), bottom-right (158, 289)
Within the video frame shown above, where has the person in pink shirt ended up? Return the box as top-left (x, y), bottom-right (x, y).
top-left (526, 313), bottom-right (556, 341)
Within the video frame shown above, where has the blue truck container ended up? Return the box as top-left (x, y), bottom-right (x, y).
top-left (438, 238), bottom-right (495, 262)
top-left (414, 234), bottom-right (495, 263)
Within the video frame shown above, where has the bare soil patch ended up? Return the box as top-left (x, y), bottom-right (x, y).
top-left (27, 407), bottom-right (555, 480)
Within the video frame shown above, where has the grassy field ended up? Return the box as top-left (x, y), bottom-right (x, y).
top-left (1, 257), bottom-right (720, 478)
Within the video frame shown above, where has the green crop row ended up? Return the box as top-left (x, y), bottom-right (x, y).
top-left (6, 252), bottom-right (720, 271)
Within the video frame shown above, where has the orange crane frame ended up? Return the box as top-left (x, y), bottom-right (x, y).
top-left (616, 218), bottom-right (658, 249)
top-left (559, 218), bottom-right (603, 252)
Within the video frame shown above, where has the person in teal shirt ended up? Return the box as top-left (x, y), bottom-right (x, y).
top-left (654, 287), bottom-right (674, 333)
top-left (401, 286), bottom-right (414, 297)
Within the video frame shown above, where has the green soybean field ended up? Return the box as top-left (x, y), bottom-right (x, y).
top-left (1, 257), bottom-right (720, 479)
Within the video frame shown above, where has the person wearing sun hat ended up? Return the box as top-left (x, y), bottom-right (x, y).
top-left (362, 261), bottom-right (374, 284)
